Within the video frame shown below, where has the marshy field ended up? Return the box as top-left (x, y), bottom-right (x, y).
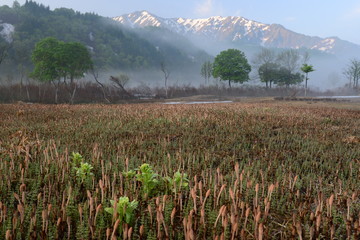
top-left (0, 100), bottom-right (360, 239)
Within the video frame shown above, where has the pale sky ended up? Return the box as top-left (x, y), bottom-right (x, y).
top-left (2, 0), bottom-right (360, 45)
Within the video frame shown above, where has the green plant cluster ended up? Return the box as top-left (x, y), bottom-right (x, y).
top-left (123, 163), bottom-right (189, 199)
top-left (105, 197), bottom-right (138, 228)
top-left (71, 152), bottom-right (94, 184)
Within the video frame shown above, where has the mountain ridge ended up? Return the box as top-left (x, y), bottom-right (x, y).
top-left (114, 11), bottom-right (360, 56)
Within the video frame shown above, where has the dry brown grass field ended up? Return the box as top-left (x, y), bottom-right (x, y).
top-left (0, 100), bottom-right (359, 239)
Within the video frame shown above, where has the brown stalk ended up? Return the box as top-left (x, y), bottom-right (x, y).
top-left (156, 204), bottom-right (162, 239)
top-left (291, 175), bottom-right (298, 192)
top-left (183, 217), bottom-right (187, 239)
top-left (5, 230), bottom-right (11, 240)
top-left (244, 207), bottom-right (251, 229)
top-left (67, 216), bottom-right (71, 240)
top-left (330, 224), bottom-right (335, 240)
top-left (94, 204), bottom-right (102, 224)
top-left (240, 172), bottom-right (243, 194)
top-left (214, 205), bottom-right (226, 229)
top-left (316, 214), bottom-right (321, 232)
top-left (234, 162), bottom-right (239, 178)
top-left (13, 193), bottom-right (21, 204)
top-left (231, 222), bottom-right (238, 240)
top-left (259, 223), bottom-right (264, 240)
top-left (139, 225), bottom-right (144, 237)
top-left (295, 222), bottom-right (303, 240)
top-left (186, 210), bottom-right (195, 240)
top-left (264, 198), bottom-right (271, 219)
top-left (78, 205), bottom-right (83, 226)
top-left (200, 208), bottom-right (206, 226)
top-left (42, 209), bottom-right (48, 232)
top-left (112, 197), bottom-right (118, 222)
top-left (260, 170), bottom-right (265, 197)
top-left (127, 227), bottom-right (133, 239)
top-left (17, 204), bottom-right (25, 224)
top-left (56, 217), bottom-right (61, 227)
top-left (255, 209), bottom-right (261, 223)
top-left (162, 195), bottom-right (167, 212)
top-left (255, 183), bottom-right (259, 208)
top-left (191, 188), bottom-right (197, 212)
top-left (111, 219), bottom-right (120, 240)
top-left (199, 181), bottom-right (203, 204)
top-left (171, 207), bottom-right (176, 226)
top-left (347, 198), bottom-right (351, 221)
top-left (99, 179), bottom-right (104, 203)
top-left (216, 184), bottom-right (227, 207)
top-left (106, 228), bottom-right (111, 240)
top-left (229, 188), bottom-right (235, 207)
top-left (193, 175), bottom-right (197, 192)
top-left (147, 204), bottom-right (153, 224)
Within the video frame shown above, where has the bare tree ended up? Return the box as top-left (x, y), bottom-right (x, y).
top-left (343, 59), bottom-right (360, 89)
top-left (110, 74), bottom-right (133, 98)
top-left (91, 69), bottom-right (111, 103)
top-left (253, 48), bottom-right (277, 88)
top-left (160, 62), bottom-right (170, 98)
top-left (252, 47), bottom-right (276, 67)
top-left (277, 49), bottom-right (301, 73)
top-left (302, 51), bottom-right (310, 64)
top-left (200, 61), bottom-right (213, 85)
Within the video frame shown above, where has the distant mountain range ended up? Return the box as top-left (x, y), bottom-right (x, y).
top-left (114, 11), bottom-right (360, 57)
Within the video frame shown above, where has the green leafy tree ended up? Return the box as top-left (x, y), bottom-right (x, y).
top-left (301, 64), bottom-right (315, 96)
top-left (200, 61), bottom-right (213, 85)
top-left (212, 49), bottom-right (251, 88)
top-left (56, 41), bottom-right (93, 104)
top-left (275, 68), bottom-right (304, 87)
top-left (258, 63), bottom-right (280, 88)
top-left (30, 37), bottom-right (62, 103)
top-left (30, 37), bottom-right (93, 104)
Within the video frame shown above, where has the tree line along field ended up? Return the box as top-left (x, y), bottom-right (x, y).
top-left (0, 101), bottom-right (360, 239)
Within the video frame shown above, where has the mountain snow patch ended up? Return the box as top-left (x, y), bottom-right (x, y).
top-left (0, 23), bottom-right (15, 43)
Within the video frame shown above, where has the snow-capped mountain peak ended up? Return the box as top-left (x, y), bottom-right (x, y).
top-left (113, 11), bottom-right (360, 56)
top-left (114, 11), bottom-right (165, 28)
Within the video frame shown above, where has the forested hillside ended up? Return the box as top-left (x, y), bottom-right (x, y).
top-left (0, 1), bottom-right (210, 75)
